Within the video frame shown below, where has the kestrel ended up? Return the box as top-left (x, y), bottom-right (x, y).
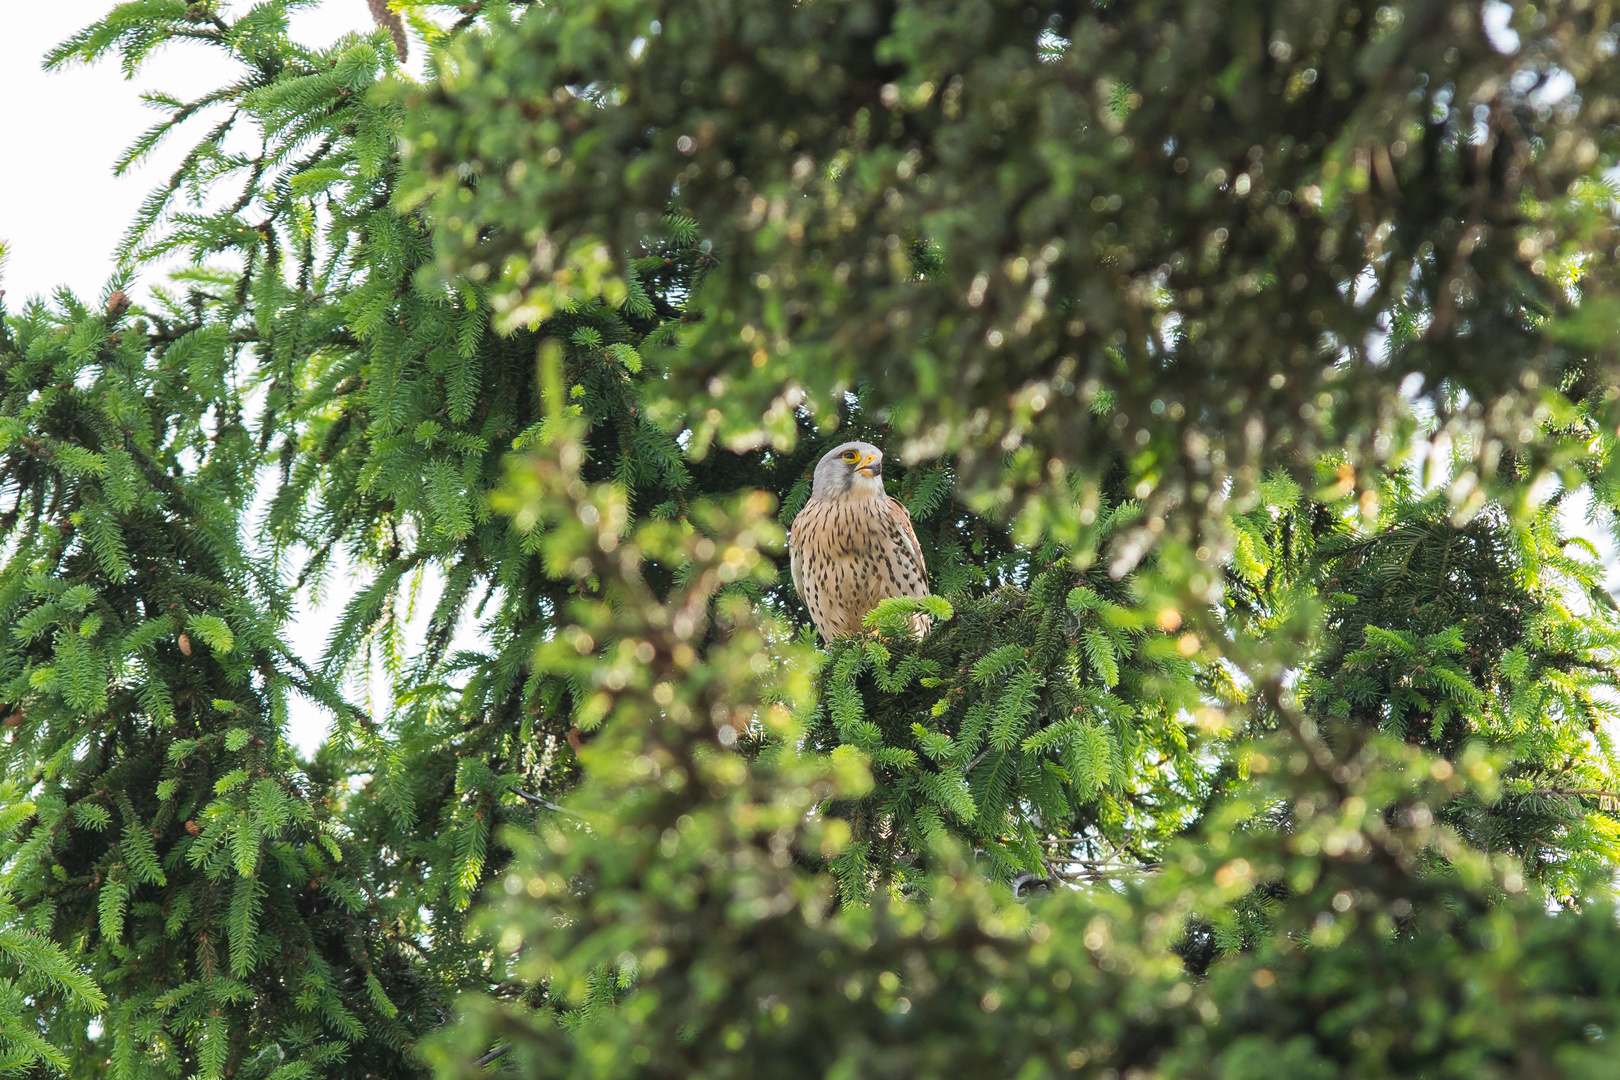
top-left (789, 442), bottom-right (930, 639)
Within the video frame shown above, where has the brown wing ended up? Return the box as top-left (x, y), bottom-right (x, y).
top-left (788, 506), bottom-right (807, 604)
top-left (789, 499), bottom-right (846, 639)
top-left (885, 495), bottom-right (928, 595)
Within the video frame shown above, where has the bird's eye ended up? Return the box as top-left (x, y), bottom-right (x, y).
top-left (841, 451), bottom-right (858, 462)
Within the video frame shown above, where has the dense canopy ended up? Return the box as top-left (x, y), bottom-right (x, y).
top-left (4, 1), bottom-right (1620, 1078)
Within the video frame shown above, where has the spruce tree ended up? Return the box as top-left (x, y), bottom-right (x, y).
top-left (6, 1), bottom-right (1620, 1079)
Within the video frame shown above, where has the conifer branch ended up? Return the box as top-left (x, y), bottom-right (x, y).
top-left (366, 0), bottom-right (409, 62)
top-left (1525, 788), bottom-right (1620, 802)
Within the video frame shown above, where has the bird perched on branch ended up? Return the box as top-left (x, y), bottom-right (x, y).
top-left (789, 441), bottom-right (930, 640)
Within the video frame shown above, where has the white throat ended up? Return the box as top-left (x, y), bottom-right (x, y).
top-left (844, 472), bottom-right (886, 500)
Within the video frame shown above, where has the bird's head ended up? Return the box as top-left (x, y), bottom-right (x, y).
top-left (811, 441), bottom-right (885, 500)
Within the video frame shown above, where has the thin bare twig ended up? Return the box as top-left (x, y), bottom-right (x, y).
top-left (1046, 864), bottom-right (1161, 881)
top-left (511, 788), bottom-right (592, 821)
top-left (474, 1044), bottom-right (512, 1067)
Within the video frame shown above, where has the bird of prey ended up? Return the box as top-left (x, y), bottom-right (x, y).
top-left (789, 441), bottom-right (930, 639)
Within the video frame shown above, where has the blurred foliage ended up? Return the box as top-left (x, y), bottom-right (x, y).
top-left (6, 0), bottom-right (1620, 1078)
top-left (403, 0), bottom-right (1620, 550)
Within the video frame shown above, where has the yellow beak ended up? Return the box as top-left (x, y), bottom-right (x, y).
top-left (857, 454), bottom-right (882, 477)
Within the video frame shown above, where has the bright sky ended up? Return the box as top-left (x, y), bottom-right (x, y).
top-left (1, 1), bottom-right (430, 755)
top-left (1, 1), bottom-right (399, 301)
